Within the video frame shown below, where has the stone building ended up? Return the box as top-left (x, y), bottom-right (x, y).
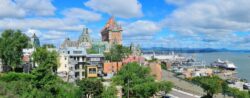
top-left (61, 28), bottom-right (92, 49)
top-left (101, 16), bottom-right (122, 45)
top-left (78, 28), bottom-right (92, 49)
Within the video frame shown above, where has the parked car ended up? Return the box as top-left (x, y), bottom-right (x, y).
top-left (243, 83), bottom-right (250, 90)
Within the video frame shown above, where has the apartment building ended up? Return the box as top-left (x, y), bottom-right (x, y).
top-left (57, 47), bottom-right (88, 82)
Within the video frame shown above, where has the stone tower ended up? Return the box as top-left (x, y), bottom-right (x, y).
top-left (78, 28), bottom-right (92, 49)
top-left (31, 33), bottom-right (40, 48)
top-left (101, 16), bottom-right (122, 45)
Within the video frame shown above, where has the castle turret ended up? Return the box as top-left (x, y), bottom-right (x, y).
top-left (78, 28), bottom-right (92, 49)
top-left (31, 33), bottom-right (40, 48)
top-left (101, 16), bottom-right (122, 45)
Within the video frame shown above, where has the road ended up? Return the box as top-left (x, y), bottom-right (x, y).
top-left (169, 89), bottom-right (200, 98)
top-left (162, 69), bottom-right (233, 98)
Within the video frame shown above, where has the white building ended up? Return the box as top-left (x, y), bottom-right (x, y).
top-left (57, 47), bottom-right (88, 82)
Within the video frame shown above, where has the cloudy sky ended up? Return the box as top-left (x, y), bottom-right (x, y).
top-left (0, 0), bottom-right (250, 50)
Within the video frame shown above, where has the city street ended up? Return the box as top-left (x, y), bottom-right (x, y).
top-left (169, 89), bottom-right (200, 98)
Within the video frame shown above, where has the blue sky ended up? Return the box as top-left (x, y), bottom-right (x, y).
top-left (0, 0), bottom-right (250, 50)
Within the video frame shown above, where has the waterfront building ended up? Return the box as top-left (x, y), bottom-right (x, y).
top-left (101, 16), bottom-right (122, 45)
top-left (183, 68), bottom-right (213, 78)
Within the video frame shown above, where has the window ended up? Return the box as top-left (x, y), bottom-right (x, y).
top-left (82, 65), bottom-right (85, 69)
top-left (89, 68), bottom-right (96, 74)
top-left (90, 58), bottom-right (100, 61)
top-left (65, 57), bottom-right (67, 60)
top-left (75, 64), bottom-right (79, 70)
top-left (82, 72), bottom-right (85, 77)
top-left (68, 51), bottom-right (70, 54)
top-left (77, 57), bottom-right (80, 61)
top-left (75, 72), bottom-right (79, 78)
top-left (73, 51), bottom-right (82, 54)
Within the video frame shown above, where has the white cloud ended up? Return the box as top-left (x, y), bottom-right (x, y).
top-left (15, 0), bottom-right (56, 16)
top-left (42, 30), bottom-right (67, 41)
top-left (85, 0), bottom-right (143, 18)
top-left (0, 0), bottom-right (56, 18)
top-left (123, 20), bottom-right (161, 37)
top-left (0, 18), bottom-right (84, 32)
top-left (0, 0), bottom-right (26, 18)
top-left (24, 29), bottom-right (68, 47)
top-left (63, 8), bottom-right (102, 22)
top-left (165, 0), bottom-right (199, 6)
top-left (161, 0), bottom-right (250, 49)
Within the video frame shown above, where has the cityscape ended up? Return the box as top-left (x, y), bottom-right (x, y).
top-left (0, 0), bottom-right (250, 98)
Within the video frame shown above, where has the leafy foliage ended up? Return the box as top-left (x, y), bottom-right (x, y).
top-left (0, 29), bottom-right (30, 70)
top-left (226, 87), bottom-right (250, 98)
top-left (0, 46), bottom-right (80, 98)
top-left (76, 78), bottom-right (103, 98)
top-left (87, 48), bottom-right (99, 54)
top-left (102, 86), bottom-right (117, 98)
top-left (42, 44), bottom-right (55, 48)
top-left (112, 62), bottom-right (172, 98)
top-left (192, 76), bottom-right (226, 98)
top-left (104, 44), bottom-right (131, 61)
top-left (161, 62), bottom-right (167, 70)
top-left (32, 47), bottom-right (59, 72)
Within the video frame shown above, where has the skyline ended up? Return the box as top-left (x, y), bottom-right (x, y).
top-left (0, 0), bottom-right (250, 50)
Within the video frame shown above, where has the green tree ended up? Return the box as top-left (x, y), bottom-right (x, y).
top-left (0, 44), bottom-right (80, 98)
top-left (104, 44), bottom-right (131, 61)
top-left (87, 48), bottom-right (99, 54)
top-left (192, 76), bottom-right (225, 98)
top-left (227, 87), bottom-right (250, 98)
top-left (0, 29), bottom-right (30, 71)
top-left (113, 62), bottom-right (172, 98)
top-left (158, 81), bottom-right (173, 95)
top-left (102, 86), bottom-right (117, 98)
top-left (32, 47), bottom-right (58, 72)
top-left (42, 44), bottom-right (56, 48)
top-left (161, 62), bottom-right (167, 70)
top-left (76, 78), bottom-right (103, 98)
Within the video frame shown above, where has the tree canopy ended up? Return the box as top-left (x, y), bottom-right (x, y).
top-left (104, 44), bottom-right (131, 61)
top-left (0, 29), bottom-right (30, 71)
top-left (192, 76), bottom-right (226, 98)
top-left (42, 44), bottom-right (55, 48)
top-left (76, 78), bottom-right (103, 98)
top-left (0, 46), bottom-right (80, 98)
top-left (32, 47), bottom-right (59, 72)
top-left (112, 62), bottom-right (172, 98)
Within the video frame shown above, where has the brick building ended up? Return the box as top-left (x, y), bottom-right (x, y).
top-left (101, 16), bottom-right (122, 45)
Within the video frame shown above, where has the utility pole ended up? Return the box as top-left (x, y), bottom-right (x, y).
top-left (127, 79), bottom-right (130, 98)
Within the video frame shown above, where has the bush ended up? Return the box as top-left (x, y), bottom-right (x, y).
top-left (0, 72), bottom-right (34, 82)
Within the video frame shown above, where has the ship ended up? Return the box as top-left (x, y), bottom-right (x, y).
top-left (211, 59), bottom-right (237, 70)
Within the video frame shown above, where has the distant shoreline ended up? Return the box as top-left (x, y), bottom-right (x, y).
top-left (142, 47), bottom-right (250, 54)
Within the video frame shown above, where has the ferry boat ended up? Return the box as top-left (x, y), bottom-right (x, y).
top-left (211, 59), bottom-right (237, 70)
